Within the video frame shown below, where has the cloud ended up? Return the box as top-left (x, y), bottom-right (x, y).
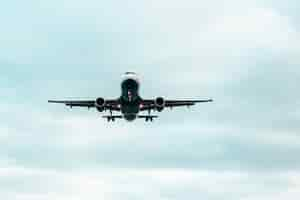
top-left (1, 165), bottom-right (299, 200)
top-left (1, 102), bottom-right (299, 171)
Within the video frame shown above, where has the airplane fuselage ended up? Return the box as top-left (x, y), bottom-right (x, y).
top-left (120, 74), bottom-right (141, 121)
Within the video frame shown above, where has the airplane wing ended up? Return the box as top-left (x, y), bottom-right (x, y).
top-left (140, 98), bottom-right (213, 111)
top-left (48, 99), bottom-right (121, 111)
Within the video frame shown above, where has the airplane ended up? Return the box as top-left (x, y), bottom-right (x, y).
top-left (48, 72), bottom-right (213, 122)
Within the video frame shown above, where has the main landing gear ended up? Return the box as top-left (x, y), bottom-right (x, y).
top-left (102, 109), bottom-right (122, 122)
top-left (107, 116), bottom-right (115, 122)
top-left (140, 109), bottom-right (158, 122)
top-left (145, 116), bottom-right (154, 122)
top-left (145, 109), bottom-right (153, 122)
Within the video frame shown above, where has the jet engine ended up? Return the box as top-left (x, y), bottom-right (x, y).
top-left (95, 97), bottom-right (106, 112)
top-left (155, 97), bottom-right (165, 112)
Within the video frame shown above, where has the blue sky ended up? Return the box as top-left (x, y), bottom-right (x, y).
top-left (0, 0), bottom-right (300, 199)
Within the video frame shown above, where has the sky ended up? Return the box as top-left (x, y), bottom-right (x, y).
top-left (0, 0), bottom-right (300, 199)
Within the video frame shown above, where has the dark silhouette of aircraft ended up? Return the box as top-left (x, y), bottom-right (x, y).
top-left (48, 72), bottom-right (213, 122)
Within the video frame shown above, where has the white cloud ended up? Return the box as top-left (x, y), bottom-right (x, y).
top-left (133, 5), bottom-right (300, 90)
top-left (1, 102), bottom-right (299, 172)
top-left (1, 165), bottom-right (299, 200)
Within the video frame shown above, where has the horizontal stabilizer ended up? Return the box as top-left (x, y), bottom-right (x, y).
top-left (138, 115), bottom-right (158, 118)
top-left (102, 115), bottom-right (123, 118)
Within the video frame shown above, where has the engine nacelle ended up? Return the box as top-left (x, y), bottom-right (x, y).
top-left (95, 97), bottom-right (106, 112)
top-left (155, 97), bottom-right (165, 112)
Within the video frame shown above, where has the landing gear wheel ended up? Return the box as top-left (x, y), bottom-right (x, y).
top-left (145, 117), bottom-right (154, 122)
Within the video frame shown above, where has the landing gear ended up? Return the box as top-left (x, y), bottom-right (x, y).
top-left (106, 109), bottom-right (116, 122)
top-left (145, 116), bottom-right (154, 122)
top-left (106, 116), bottom-right (116, 122)
top-left (145, 109), bottom-right (154, 122)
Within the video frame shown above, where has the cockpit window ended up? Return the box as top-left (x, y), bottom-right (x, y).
top-left (125, 72), bottom-right (136, 75)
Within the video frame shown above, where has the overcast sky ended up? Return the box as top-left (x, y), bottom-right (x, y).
top-left (0, 0), bottom-right (300, 199)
